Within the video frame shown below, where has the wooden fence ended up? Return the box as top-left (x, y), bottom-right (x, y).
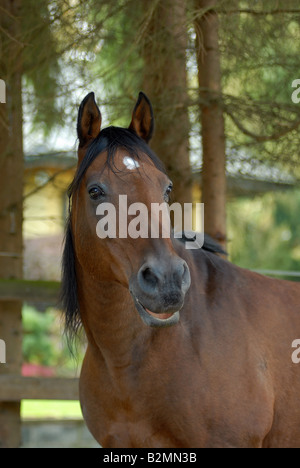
top-left (0, 375), bottom-right (78, 401)
top-left (0, 279), bottom-right (79, 400)
top-left (0, 279), bottom-right (79, 448)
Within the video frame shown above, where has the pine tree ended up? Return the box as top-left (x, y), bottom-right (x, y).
top-left (194, 0), bottom-right (227, 246)
top-left (140, 0), bottom-right (193, 206)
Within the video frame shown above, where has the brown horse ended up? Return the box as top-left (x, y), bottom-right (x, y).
top-left (62, 91), bottom-right (300, 448)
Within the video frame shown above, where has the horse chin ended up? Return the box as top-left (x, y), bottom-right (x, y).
top-left (132, 296), bottom-right (180, 328)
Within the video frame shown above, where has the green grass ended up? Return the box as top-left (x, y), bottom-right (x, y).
top-left (21, 400), bottom-right (83, 420)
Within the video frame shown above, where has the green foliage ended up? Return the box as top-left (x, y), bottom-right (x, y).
top-left (84, 0), bottom-right (145, 126)
top-left (23, 304), bottom-right (58, 366)
top-left (22, 304), bottom-right (84, 373)
top-left (220, 0), bottom-right (300, 179)
top-left (228, 189), bottom-right (300, 280)
top-left (22, 0), bottom-right (63, 134)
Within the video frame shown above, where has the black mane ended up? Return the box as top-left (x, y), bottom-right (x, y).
top-left (61, 218), bottom-right (80, 346)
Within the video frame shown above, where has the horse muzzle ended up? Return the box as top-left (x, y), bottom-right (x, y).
top-left (130, 256), bottom-right (191, 328)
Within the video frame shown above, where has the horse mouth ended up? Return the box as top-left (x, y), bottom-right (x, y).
top-left (132, 296), bottom-right (180, 328)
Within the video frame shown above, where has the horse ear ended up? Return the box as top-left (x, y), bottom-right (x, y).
top-left (77, 92), bottom-right (102, 148)
top-left (129, 92), bottom-right (154, 143)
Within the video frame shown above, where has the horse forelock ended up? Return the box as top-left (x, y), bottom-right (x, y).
top-left (69, 126), bottom-right (166, 199)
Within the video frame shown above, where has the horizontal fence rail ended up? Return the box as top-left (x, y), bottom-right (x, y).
top-left (0, 376), bottom-right (79, 401)
top-left (0, 279), bottom-right (60, 303)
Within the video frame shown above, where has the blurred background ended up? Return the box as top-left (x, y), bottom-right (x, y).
top-left (0, 0), bottom-right (299, 448)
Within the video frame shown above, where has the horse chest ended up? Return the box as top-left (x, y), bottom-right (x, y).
top-left (81, 354), bottom-right (275, 448)
top-left (80, 355), bottom-right (195, 447)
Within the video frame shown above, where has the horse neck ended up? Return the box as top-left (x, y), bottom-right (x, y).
top-left (76, 267), bottom-right (149, 368)
top-left (75, 244), bottom-right (214, 369)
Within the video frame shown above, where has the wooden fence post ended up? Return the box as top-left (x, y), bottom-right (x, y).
top-left (0, 0), bottom-right (24, 448)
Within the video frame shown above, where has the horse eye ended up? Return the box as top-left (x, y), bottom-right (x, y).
top-left (88, 186), bottom-right (105, 201)
top-left (164, 182), bottom-right (173, 202)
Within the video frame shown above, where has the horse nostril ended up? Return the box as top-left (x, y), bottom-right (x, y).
top-left (137, 259), bottom-right (191, 299)
top-left (141, 266), bottom-right (158, 289)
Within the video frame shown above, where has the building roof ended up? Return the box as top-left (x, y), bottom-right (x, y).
top-left (25, 152), bottom-right (297, 197)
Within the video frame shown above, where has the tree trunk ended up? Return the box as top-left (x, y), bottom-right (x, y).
top-left (0, 0), bottom-right (24, 448)
top-left (140, 0), bottom-right (192, 206)
top-left (194, 0), bottom-right (227, 247)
